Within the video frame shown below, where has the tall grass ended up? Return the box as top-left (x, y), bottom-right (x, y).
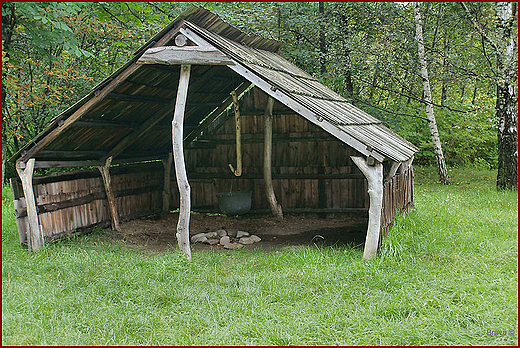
top-left (2, 167), bottom-right (518, 345)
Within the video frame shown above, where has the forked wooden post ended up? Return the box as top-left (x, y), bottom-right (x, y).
top-left (16, 158), bottom-right (44, 251)
top-left (172, 64), bottom-right (192, 261)
top-left (263, 96), bottom-right (283, 220)
top-left (162, 152), bottom-right (173, 212)
top-left (351, 156), bottom-right (383, 260)
top-left (228, 90), bottom-right (242, 176)
top-left (98, 156), bottom-right (120, 231)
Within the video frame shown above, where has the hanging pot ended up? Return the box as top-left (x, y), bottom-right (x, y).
top-left (216, 191), bottom-right (252, 216)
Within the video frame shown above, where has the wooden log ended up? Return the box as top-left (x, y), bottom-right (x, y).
top-left (263, 97), bottom-right (283, 219)
top-left (16, 159), bottom-right (43, 251)
top-left (162, 153), bottom-right (173, 212)
top-left (172, 64), bottom-right (192, 262)
top-left (228, 90), bottom-right (243, 176)
top-left (97, 156), bottom-right (120, 231)
top-left (137, 46), bottom-right (235, 66)
top-left (184, 82), bottom-right (251, 145)
top-left (351, 156), bottom-right (383, 261)
top-left (385, 160), bottom-right (401, 183)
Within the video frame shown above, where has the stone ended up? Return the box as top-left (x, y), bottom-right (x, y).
top-left (216, 229), bottom-right (227, 237)
top-left (249, 235), bottom-right (261, 243)
top-left (239, 235), bottom-right (262, 245)
top-left (236, 230), bottom-right (250, 238)
top-left (204, 231), bottom-right (218, 238)
top-left (219, 236), bottom-right (230, 245)
top-left (223, 242), bottom-right (243, 250)
top-left (205, 238), bottom-right (219, 245)
top-left (238, 237), bottom-right (255, 245)
top-left (191, 233), bottom-right (207, 244)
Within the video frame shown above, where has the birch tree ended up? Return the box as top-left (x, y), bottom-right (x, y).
top-left (414, 2), bottom-right (450, 184)
top-left (462, 2), bottom-right (518, 190)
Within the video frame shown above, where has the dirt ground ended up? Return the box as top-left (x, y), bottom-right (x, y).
top-left (106, 212), bottom-right (368, 253)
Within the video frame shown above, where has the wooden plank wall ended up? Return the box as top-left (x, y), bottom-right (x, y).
top-left (381, 164), bottom-right (414, 236)
top-left (184, 88), bottom-right (370, 214)
top-left (11, 162), bottom-right (164, 243)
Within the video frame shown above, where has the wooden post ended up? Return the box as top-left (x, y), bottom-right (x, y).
top-left (351, 156), bottom-right (383, 260)
top-left (98, 156), bottom-right (120, 231)
top-left (15, 159), bottom-right (44, 251)
top-left (228, 90), bottom-right (242, 177)
top-left (263, 96), bottom-right (283, 220)
top-left (162, 152), bottom-right (173, 213)
top-left (172, 64), bottom-right (192, 262)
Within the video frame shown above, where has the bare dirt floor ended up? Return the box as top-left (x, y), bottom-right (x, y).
top-left (104, 212), bottom-right (369, 254)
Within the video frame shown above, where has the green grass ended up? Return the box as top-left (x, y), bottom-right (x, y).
top-left (2, 166), bottom-right (518, 345)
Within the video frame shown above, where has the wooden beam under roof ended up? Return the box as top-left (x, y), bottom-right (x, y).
top-left (137, 46), bottom-right (235, 66)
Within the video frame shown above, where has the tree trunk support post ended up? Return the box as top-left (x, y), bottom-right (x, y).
top-left (228, 90), bottom-right (242, 176)
top-left (263, 96), bottom-right (283, 220)
top-left (98, 156), bottom-right (120, 231)
top-left (351, 156), bottom-right (383, 261)
top-left (162, 152), bottom-right (173, 213)
top-left (16, 158), bottom-right (44, 251)
top-left (172, 64), bottom-right (192, 262)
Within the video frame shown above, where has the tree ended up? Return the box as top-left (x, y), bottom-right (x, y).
top-left (461, 2), bottom-right (518, 190)
top-left (414, 2), bottom-right (450, 184)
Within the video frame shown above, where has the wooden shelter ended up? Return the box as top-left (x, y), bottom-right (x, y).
top-left (9, 5), bottom-right (418, 260)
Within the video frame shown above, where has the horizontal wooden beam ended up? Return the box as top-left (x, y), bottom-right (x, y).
top-left (192, 207), bottom-right (368, 214)
top-left (108, 92), bottom-right (172, 105)
top-left (187, 172), bottom-right (364, 180)
top-left (37, 150), bottom-right (107, 159)
top-left (137, 46), bottom-right (235, 66)
top-left (34, 154), bottom-right (165, 168)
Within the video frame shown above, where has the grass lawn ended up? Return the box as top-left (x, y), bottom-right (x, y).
top-left (2, 166), bottom-right (518, 345)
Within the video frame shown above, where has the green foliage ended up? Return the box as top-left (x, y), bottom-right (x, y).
top-left (2, 167), bottom-right (518, 345)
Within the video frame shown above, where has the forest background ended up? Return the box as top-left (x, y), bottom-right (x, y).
top-left (2, 2), bottom-right (517, 186)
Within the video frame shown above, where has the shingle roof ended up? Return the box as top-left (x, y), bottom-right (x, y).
top-left (11, 5), bottom-right (417, 166)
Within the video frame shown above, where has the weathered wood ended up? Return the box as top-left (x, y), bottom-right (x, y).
top-left (187, 172), bottom-right (364, 180)
top-left (137, 46), bottom-right (235, 66)
top-left (181, 26), bottom-right (386, 162)
top-left (351, 156), bottom-right (383, 261)
top-left (175, 33), bottom-right (187, 47)
top-left (172, 64), bottom-right (192, 261)
top-left (263, 97), bottom-right (283, 219)
top-left (97, 156), bottom-right (120, 231)
top-left (10, 178), bottom-right (29, 245)
top-left (162, 153), bottom-right (173, 212)
top-left (184, 82), bottom-right (251, 145)
top-left (37, 150), bottom-right (107, 159)
top-left (107, 92), bottom-right (172, 105)
top-left (102, 104), bottom-right (173, 161)
top-left (19, 20), bottom-right (186, 162)
top-left (228, 90), bottom-right (243, 176)
top-left (385, 160), bottom-right (401, 183)
top-left (16, 159), bottom-right (43, 251)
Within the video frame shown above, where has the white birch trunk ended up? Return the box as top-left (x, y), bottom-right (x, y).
top-left (172, 64), bottom-right (192, 261)
top-left (414, 2), bottom-right (450, 184)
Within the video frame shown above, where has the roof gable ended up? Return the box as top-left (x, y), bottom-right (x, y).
top-left (12, 5), bottom-right (417, 167)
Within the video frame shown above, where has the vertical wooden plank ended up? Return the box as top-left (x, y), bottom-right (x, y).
top-left (162, 153), bottom-right (173, 212)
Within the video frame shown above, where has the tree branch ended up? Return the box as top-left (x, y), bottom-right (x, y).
top-left (356, 76), bottom-right (482, 113)
top-left (460, 2), bottom-right (498, 51)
